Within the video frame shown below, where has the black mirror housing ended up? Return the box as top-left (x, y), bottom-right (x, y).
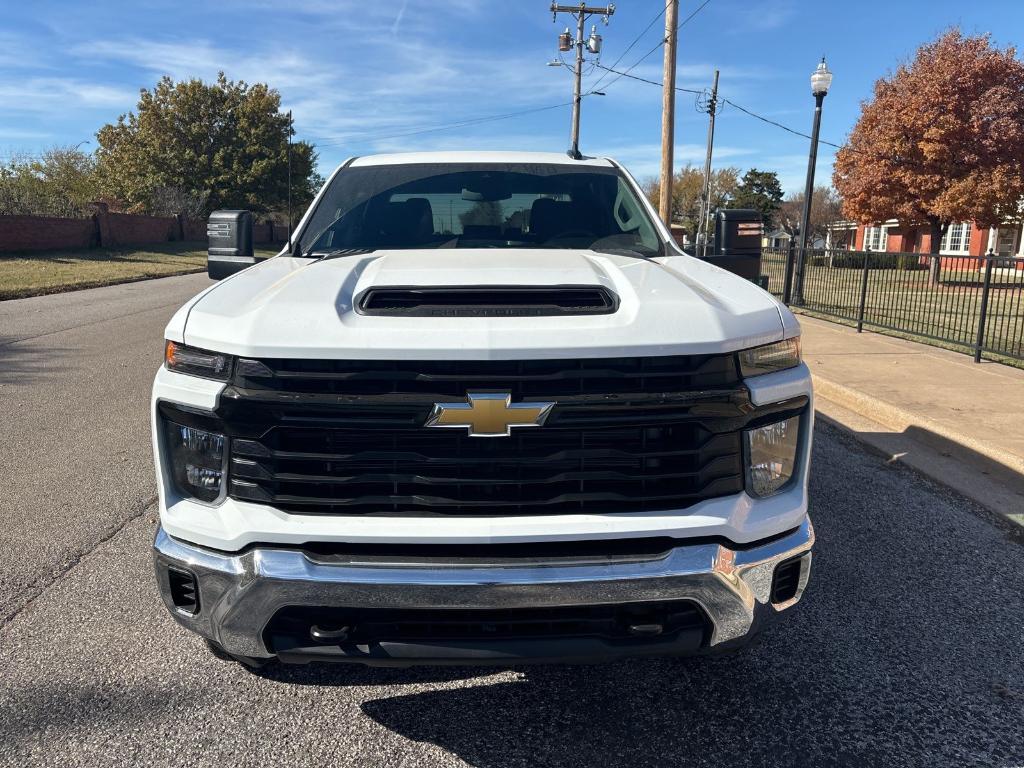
top-left (706, 208), bottom-right (763, 281)
top-left (207, 210), bottom-right (255, 280)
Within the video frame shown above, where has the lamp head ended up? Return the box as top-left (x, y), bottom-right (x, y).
top-left (811, 57), bottom-right (832, 96)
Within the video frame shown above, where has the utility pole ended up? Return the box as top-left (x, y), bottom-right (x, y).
top-left (286, 109), bottom-right (293, 244)
top-left (658, 0), bottom-right (679, 227)
top-left (696, 69), bottom-right (720, 257)
top-left (550, 3), bottom-right (615, 159)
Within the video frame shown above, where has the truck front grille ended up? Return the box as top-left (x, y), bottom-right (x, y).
top-left (227, 419), bottom-right (745, 515)
top-left (198, 354), bottom-right (803, 517)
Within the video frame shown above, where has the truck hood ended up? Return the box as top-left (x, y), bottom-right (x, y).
top-left (177, 249), bottom-right (789, 359)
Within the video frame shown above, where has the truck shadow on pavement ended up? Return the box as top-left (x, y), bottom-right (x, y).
top-left (261, 427), bottom-right (1024, 767)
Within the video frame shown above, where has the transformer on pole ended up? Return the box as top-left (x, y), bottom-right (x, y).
top-left (549, 3), bottom-right (614, 160)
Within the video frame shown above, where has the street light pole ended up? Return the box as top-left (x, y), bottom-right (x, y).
top-left (792, 58), bottom-right (832, 304)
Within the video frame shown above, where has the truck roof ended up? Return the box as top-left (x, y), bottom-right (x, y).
top-left (347, 151), bottom-right (616, 168)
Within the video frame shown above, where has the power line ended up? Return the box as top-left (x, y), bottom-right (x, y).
top-left (599, 0), bottom-right (715, 93)
top-left (595, 64), bottom-right (929, 172)
top-left (722, 98), bottom-right (846, 150)
top-left (589, 0), bottom-right (673, 93)
top-left (593, 64), bottom-right (703, 94)
top-left (300, 2), bottom-right (713, 155)
top-left (307, 101), bottom-right (575, 148)
top-left (6, 102), bottom-right (578, 162)
top-left (592, 62), bottom-right (852, 152)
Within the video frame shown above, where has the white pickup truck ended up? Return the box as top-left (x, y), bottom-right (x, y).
top-left (152, 151), bottom-right (814, 668)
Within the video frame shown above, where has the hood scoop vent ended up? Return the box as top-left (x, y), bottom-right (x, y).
top-left (357, 286), bottom-right (619, 317)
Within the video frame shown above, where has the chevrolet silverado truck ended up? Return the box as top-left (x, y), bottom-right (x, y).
top-left (152, 151), bottom-right (814, 668)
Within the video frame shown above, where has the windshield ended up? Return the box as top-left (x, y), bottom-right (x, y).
top-left (298, 162), bottom-right (664, 256)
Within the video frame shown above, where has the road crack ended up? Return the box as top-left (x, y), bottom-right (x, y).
top-left (0, 494), bottom-right (158, 632)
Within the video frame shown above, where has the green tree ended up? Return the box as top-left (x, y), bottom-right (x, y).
top-left (643, 164), bottom-right (740, 234)
top-left (0, 146), bottom-right (98, 218)
top-left (459, 201), bottom-right (503, 229)
top-left (732, 169), bottom-right (784, 228)
top-left (95, 73), bottom-right (322, 217)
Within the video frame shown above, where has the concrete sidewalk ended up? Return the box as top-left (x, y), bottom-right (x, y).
top-left (798, 314), bottom-right (1024, 528)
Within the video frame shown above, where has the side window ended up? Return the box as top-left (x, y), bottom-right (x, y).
top-left (613, 178), bottom-right (659, 251)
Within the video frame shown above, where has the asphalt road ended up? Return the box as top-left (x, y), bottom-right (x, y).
top-left (0, 273), bottom-right (215, 625)
top-left (2, 276), bottom-right (1023, 767)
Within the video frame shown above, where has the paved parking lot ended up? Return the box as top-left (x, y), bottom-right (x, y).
top-left (2, 277), bottom-right (1022, 767)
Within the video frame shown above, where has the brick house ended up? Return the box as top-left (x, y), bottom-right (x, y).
top-left (826, 219), bottom-right (1023, 267)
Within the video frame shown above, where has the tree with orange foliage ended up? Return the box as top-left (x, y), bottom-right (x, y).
top-left (833, 30), bottom-right (1024, 258)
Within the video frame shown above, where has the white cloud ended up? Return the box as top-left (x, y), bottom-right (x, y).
top-left (0, 78), bottom-right (136, 115)
top-left (2, 1), bottom-right (814, 185)
top-left (390, 0), bottom-right (410, 35)
top-left (68, 29), bottom-right (580, 170)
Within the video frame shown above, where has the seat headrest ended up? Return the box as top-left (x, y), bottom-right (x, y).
top-left (379, 198), bottom-right (434, 245)
top-left (529, 198), bottom-right (562, 240)
top-left (530, 198), bottom-right (591, 241)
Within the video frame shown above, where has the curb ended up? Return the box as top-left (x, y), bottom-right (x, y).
top-left (811, 373), bottom-right (1024, 533)
top-left (811, 374), bottom-right (1024, 476)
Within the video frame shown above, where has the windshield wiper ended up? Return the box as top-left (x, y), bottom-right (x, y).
top-left (306, 247), bottom-right (377, 260)
top-left (588, 246), bottom-right (658, 260)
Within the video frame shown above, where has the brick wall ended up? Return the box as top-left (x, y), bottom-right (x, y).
top-left (0, 215), bottom-right (97, 252)
top-left (253, 223), bottom-right (273, 244)
top-left (181, 217), bottom-right (207, 241)
top-left (98, 212), bottom-right (177, 248)
top-left (1, 211), bottom-right (284, 253)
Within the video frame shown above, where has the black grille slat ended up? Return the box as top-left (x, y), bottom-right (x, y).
top-left (234, 427), bottom-right (738, 461)
top-left (230, 454), bottom-right (742, 487)
top-left (218, 353), bottom-right (763, 516)
top-left (229, 475), bottom-right (744, 513)
top-left (233, 354), bottom-right (740, 398)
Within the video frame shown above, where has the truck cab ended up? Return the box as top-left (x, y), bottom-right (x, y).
top-left (152, 151), bottom-right (813, 668)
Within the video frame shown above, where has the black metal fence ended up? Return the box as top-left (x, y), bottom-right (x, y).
top-left (762, 246), bottom-right (1024, 364)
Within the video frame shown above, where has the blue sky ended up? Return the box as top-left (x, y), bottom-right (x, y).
top-left (2, 0), bottom-right (1022, 194)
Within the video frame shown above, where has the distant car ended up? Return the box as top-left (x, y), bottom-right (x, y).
top-left (152, 151), bottom-right (814, 668)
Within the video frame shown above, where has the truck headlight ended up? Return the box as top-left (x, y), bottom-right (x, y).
top-left (165, 340), bottom-right (233, 380)
top-left (745, 415), bottom-right (801, 498)
top-left (738, 337), bottom-right (800, 377)
top-left (164, 420), bottom-right (227, 503)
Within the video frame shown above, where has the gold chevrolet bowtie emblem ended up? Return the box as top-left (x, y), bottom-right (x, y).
top-left (425, 392), bottom-right (555, 437)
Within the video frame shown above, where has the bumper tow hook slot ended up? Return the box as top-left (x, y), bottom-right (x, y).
top-left (627, 623), bottom-right (664, 637)
top-left (310, 625), bottom-right (351, 643)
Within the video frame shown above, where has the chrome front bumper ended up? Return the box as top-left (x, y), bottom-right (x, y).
top-left (153, 519), bottom-right (814, 664)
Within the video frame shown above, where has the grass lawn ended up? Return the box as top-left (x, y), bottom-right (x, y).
top-left (0, 242), bottom-right (281, 300)
top-left (761, 253), bottom-right (1024, 368)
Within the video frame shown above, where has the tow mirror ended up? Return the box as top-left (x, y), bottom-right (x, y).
top-left (706, 208), bottom-right (763, 282)
top-left (207, 210), bottom-right (254, 280)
